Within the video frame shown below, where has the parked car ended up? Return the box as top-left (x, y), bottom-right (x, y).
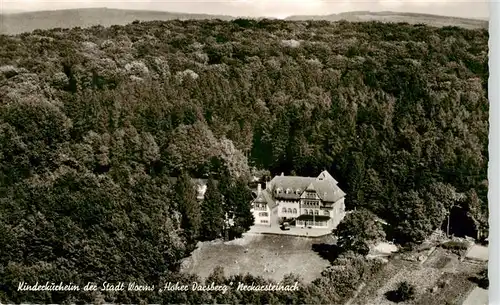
top-left (281, 222), bottom-right (291, 230)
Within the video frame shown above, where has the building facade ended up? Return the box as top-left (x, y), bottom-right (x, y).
top-left (252, 170), bottom-right (346, 229)
top-left (251, 184), bottom-right (273, 226)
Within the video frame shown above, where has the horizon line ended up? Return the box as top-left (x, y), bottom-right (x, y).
top-left (0, 6), bottom-right (489, 21)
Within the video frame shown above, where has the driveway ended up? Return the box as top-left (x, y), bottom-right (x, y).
top-left (465, 244), bottom-right (488, 262)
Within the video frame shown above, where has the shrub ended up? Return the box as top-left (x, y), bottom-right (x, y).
top-left (441, 241), bottom-right (470, 255)
top-left (441, 241), bottom-right (469, 250)
top-left (385, 281), bottom-right (416, 303)
top-left (476, 268), bottom-right (489, 289)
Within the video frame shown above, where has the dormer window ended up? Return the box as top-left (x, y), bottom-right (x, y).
top-left (296, 188), bottom-right (301, 194)
top-left (276, 187), bottom-right (283, 194)
top-left (286, 188), bottom-right (291, 194)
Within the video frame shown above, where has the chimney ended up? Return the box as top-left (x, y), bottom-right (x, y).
top-left (257, 183), bottom-right (262, 195)
top-left (281, 172), bottom-right (284, 176)
top-left (265, 181), bottom-right (269, 190)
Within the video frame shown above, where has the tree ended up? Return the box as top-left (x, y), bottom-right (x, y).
top-left (200, 177), bottom-right (225, 241)
top-left (336, 209), bottom-right (386, 255)
top-left (174, 171), bottom-right (201, 246)
top-left (463, 189), bottom-right (488, 240)
top-left (227, 178), bottom-right (254, 238)
top-left (475, 268), bottom-right (489, 289)
top-left (0, 17), bottom-right (490, 304)
top-left (385, 281), bottom-right (416, 303)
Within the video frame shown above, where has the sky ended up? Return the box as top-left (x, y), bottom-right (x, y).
top-left (0, 0), bottom-right (490, 19)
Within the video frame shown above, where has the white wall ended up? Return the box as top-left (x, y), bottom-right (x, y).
top-left (252, 206), bottom-right (271, 226)
top-left (277, 200), bottom-right (300, 218)
top-left (330, 198), bottom-right (346, 229)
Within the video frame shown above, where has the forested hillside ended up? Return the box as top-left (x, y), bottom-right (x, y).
top-left (0, 8), bottom-right (486, 36)
top-left (0, 8), bottom-right (234, 35)
top-left (0, 19), bottom-right (489, 303)
top-left (285, 11), bottom-right (488, 29)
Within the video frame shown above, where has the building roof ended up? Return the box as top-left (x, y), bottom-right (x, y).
top-left (253, 189), bottom-right (276, 210)
top-left (268, 170), bottom-right (345, 203)
top-left (254, 190), bottom-right (268, 204)
top-left (167, 177), bottom-right (217, 200)
top-left (167, 177), bottom-right (213, 185)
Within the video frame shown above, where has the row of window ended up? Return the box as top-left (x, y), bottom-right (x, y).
top-left (303, 201), bottom-right (320, 206)
top-left (296, 220), bottom-right (328, 227)
top-left (276, 187), bottom-right (301, 195)
top-left (304, 209), bottom-right (329, 216)
top-left (305, 191), bottom-right (317, 199)
top-left (258, 212), bottom-right (269, 217)
top-left (280, 208), bottom-right (329, 216)
top-left (275, 188), bottom-right (319, 198)
top-left (260, 220), bottom-right (269, 224)
top-left (281, 208), bottom-right (298, 214)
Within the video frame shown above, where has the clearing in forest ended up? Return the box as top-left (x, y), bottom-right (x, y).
top-left (180, 233), bottom-right (334, 283)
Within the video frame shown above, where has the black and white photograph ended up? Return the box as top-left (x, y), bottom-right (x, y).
top-left (0, 0), bottom-right (492, 304)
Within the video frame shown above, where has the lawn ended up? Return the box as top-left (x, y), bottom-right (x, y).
top-left (180, 233), bottom-right (334, 283)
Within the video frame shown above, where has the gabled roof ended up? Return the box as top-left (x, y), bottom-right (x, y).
top-left (252, 189), bottom-right (276, 210)
top-left (305, 182), bottom-right (316, 192)
top-left (268, 176), bottom-right (315, 200)
top-left (267, 170), bottom-right (345, 202)
top-left (317, 170), bottom-right (338, 184)
top-left (313, 174), bottom-right (346, 203)
top-left (254, 190), bottom-right (268, 204)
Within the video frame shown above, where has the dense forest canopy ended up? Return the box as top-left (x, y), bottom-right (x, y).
top-left (0, 18), bottom-right (489, 303)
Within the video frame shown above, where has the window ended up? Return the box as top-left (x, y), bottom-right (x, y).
top-left (293, 208), bottom-right (297, 214)
top-left (282, 208), bottom-right (287, 213)
top-left (323, 210), bottom-right (329, 216)
top-left (259, 212), bottom-right (268, 217)
top-left (261, 220), bottom-right (268, 223)
top-left (308, 210), bottom-right (313, 215)
top-left (286, 188), bottom-right (291, 194)
top-left (296, 188), bottom-right (301, 194)
top-left (314, 210), bottom-right (319, 215)
top-left (288, 208), bottom-right (292, 213)
top-left (303, 209), bottom-right (308, 215)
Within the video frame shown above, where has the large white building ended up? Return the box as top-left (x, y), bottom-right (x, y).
top-left (252, 170), bottom-right (346, 229)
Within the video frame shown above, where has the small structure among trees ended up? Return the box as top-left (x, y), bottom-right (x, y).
top-left (170, 170), bottom-right (255, 243)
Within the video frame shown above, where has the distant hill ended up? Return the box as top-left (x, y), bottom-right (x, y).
top-left (0, 8), bottom-right (488, 35)
top-left (285, 11), bottom-right (488, 29)
top-left (0, 8), bottom-right (235, 35)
